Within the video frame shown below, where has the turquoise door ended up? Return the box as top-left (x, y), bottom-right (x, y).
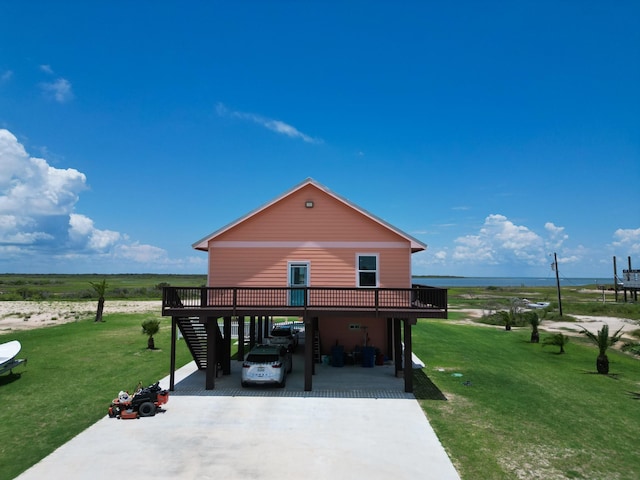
top-left (289, 263), bottom-right (308, 306)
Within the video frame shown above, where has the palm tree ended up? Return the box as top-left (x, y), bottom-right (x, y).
top-left (525, 311), bottom-right (541, 343)
top-left (89, 279), bottom-right (108, 322)
top-left (542, 333), bottom-right (569, 353)
top-left (496, 311), bottom-right (512, 330)
top-left (580, 324), bottom-right (624, 375)
top-left (142, 319), bottom-right (161, 350)
top-left (496, 299), bottom-right (522, 331)
top-left (505, 298), bottom-right (525, 331)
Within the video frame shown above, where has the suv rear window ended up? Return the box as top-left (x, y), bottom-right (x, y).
top-left (246, 354), bottom-right (279, 363)
top-left (271, 329), bottom-right (292, 337)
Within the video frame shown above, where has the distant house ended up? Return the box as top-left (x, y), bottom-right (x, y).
top-left (162, 178), bottom-right (447, 392)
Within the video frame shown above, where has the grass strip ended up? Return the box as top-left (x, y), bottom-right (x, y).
top-left (0, 313), bottom-right (192, 479)
top-left (415, 320), bottom-right (640, 480)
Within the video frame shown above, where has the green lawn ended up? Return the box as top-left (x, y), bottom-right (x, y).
top-left (0, 273), bottom-right (206, 300)
top-left (414, 320), bottom-right (640, 480)
top-left (0, 313), bottom-right (193, 480)
top-left (2, 279), bottom-right (639, 479)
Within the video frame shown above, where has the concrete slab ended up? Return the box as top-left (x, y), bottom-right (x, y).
top-left (16, 360), bottom-right (460, 480)
top-left (173, 351), bottom-right (415, 398)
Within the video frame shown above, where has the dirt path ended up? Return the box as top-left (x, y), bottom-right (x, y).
top-left (0, 300), bottom-right (161, 332)
top-left (452, 308), bottom-right (639, 338)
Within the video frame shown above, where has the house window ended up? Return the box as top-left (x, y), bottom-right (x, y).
top-left (357, 254), bottom-right (378, 287)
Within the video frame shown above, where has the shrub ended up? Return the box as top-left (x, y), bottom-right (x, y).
top-left (478, 310), bottom-right (527, 328)
top-left (621, 342), bottom-right (640, 356)
top-left (141, 319), bottom-right (161, 350)
top-left (542, 333), bottom-right (569, 353)
top-left (523, 311), bottom-right (540, 343)
top-left (580, 324), bottom-right (624, 374)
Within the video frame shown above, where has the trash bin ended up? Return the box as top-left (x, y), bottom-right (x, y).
top-left (331, 345), bottom-right (344, 367)
top-left (361, 346), bottom-right (375, 368)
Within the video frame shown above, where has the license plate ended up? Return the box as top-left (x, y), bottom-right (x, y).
top-left (257, 367), bottom-right (265, 372)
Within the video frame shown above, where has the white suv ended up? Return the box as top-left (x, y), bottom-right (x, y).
top-left (241, 345), bottom-right (292, 388)
top-left (268, 326), bottom-right (299, 352)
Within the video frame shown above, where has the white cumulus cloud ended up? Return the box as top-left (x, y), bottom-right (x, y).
top-left (0, 129), bottom-right (88, 249)
top-left (0, 130), bottom-right (87, 216)
top-left (69, 213), bottom-right (122, 251)
top-left (115, 243), bottom-right (169, 263)
top-left (452, 214), bottom-right (567, 268)
top-left (612, 228), bottom-right (640, 254)
top-left (0, 128), bottom-right (186, 272)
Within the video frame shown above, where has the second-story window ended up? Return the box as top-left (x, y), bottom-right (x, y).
top-left (357, 254), bottom-right (378, 287)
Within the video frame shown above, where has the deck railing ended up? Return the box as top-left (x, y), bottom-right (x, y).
top-left (162, 285), bottom-right (447, 315)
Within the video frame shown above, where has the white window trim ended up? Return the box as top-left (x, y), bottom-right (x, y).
top-left (287, 261), bottom-right (310, 287)
top-left (356, 253), bottom-right (379, 288)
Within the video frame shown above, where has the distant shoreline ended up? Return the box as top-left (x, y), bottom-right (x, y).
top-left (412, 276), bottom-right (615, 288)
top-left (0, 273), bottom-right (615, 291)
top-left (412, 275), bottom-right (466, 279)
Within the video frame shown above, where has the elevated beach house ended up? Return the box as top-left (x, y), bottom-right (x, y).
top-left (162, 178), bottom-right (447, 392)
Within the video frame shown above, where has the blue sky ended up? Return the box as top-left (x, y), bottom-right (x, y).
top-left (0, 1), bottom-right (638, 278)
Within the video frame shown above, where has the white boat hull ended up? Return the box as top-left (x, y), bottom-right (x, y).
top-left (0, 340), bottom-right (21, 367)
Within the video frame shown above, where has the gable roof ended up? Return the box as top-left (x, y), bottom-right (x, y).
top-left (192, 178), bottom-right (427, 252)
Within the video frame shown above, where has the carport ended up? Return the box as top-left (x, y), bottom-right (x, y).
top-left (166, 314), bottom-right (417, 394)
top-left (162, 286), bottom-right (447, 395)
top-left (171, 349), bottom-right (416, 398)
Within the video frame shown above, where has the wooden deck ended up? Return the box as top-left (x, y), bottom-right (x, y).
top-left (162, 285), bottom-right (447, 319)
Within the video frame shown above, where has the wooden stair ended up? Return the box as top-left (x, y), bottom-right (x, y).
top-left (176, 317), bottom-right (224, 370)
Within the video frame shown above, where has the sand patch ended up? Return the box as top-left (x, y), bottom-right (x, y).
top-left (449, 308), bottom-right (639, 339)
top-left (0, 300), bottom-right (161, 332)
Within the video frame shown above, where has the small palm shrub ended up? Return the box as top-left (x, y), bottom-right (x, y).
top-left (580, 324), bottom-right (624, 374)
top-left (621, 329), bottom-right (640, 356)
top-left (622, 343), bottom-right (640, 356)
top-left (141, 319), bottom-right (161, 350)
top-left (479, 308), bottom-right (527, 329)
top-left (499, 311), bottom-right (513, 330)
top-left (542, 333), bottom-right (569, 353)
top-left (523, 311), bottom-right (540, 343)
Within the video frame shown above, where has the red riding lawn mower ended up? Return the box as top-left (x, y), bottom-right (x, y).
top-left (108, 381), bottom-right (169, 419)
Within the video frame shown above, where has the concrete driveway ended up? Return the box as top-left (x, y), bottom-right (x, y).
top-left (16, 358), bottom-right (460, 480)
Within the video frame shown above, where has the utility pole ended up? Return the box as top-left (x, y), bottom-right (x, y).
top-left (613, 256), bottom-right (618, 302)
top-left (630, 256), bottom-right (637, 302)
top-left (553, 252), bottom-right (563, 316)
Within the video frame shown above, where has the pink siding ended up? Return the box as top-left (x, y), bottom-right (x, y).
top-left (208, 183), bottom-right (413, 288)
top-left (319, 316), bottom-right (386, 356)
top-left (214, 184), bottom-right (403, 243)
top-left (209, 246), bottom-right (410, 287)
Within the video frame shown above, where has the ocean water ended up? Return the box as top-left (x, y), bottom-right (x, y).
top-left (412, 277), bottom-right (614, 288)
